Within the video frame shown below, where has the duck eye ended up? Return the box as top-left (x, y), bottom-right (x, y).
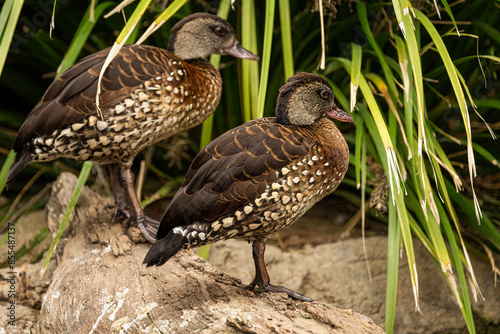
top-left (214, 26), bottom-right (225, 36)
top-left (319, 90), bottom-right (329, 99)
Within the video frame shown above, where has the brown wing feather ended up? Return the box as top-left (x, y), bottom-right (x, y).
top-left (156, 118), bottom-right (315, 239)
top-left (13, 45), bottom-right (180, 151)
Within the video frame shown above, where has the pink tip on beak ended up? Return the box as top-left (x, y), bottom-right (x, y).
top-left (223, 40), bottom-right (259, 61)
top-left (326, 105), bottom-right (353, 123)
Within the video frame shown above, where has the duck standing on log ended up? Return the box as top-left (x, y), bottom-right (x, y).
top-left (144, 73), bottom-right (353, 301)
top-left (7, 13), bottom-right (259, 243)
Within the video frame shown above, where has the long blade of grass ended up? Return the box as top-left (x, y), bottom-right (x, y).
top-left (437, 199), bottom-right (476, 333)
top-left (357, 2), bottom-right (400, 104)
top-left (0, 150), bottom-right (15, 196)
top-left (0, 0), bottom-right (13, 38)
top-left (57, 1), bottom-right (115, 76)
top-left (42, 161), bottom-right (93, 272)
top-left (241, 0), bottom-right (259, 121)
top-left (278, 0), bottom-right (294, 79)
top-left (255, 0), bottom-right (275, 119)
top-left (241, 0), bottom-right (253, 123)
top-left (440, 0), bottom-right (460, 36)
top-left (350, 43), bottom-right (362, 113)
top-left (248, 3), bottom-right (260, 120)
top-left (0, 0), bottom-right (24, 77)
top-left (353, 95), bottom-right (419, 312)
top-left (135, 0), bottom-right (188, 45)
top-left (354, 116), bottom-right (363, 189)
top-left (95, 0), bottom-right (152, 117)
top-left (400, 2), bottom-right (427, 163)
top-left (414, 9), bottom-right (482, 222)
top-left (385, 195), bottom-right (401, 334)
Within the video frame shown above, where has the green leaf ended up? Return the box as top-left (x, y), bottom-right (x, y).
top-left (42, 161), bottom-right (93, 272)
top-left (256, 0), bottom-right (275, 119)
top-left (57, 1), bottom-right (115, 75)
top-left (0, 150), bottom-right (15, 196)
top-left (278, 0), bottom-right (294, 79)
top-left (350, 43), bottom-right (362, 112)
top-left (0, 0), bottom-right (24, 77)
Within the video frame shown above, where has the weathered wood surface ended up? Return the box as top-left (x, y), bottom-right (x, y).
top-left (33, 173), bottom-right (383, 334)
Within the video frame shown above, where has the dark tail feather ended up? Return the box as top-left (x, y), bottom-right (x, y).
top-left (6, 149), bottom-right (32, 187)
top-left (143, 231), bottom-right (185, 267)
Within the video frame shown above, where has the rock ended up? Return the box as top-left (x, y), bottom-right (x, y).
top-left (33, 173), bottom-right (384, 333)
top-left (208, 238), bottom-right (500, 333)
top-left (0, 206), bottom-right (56, 334)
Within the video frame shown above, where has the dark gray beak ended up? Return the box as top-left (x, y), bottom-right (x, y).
top-left (326, 105), bottom-right (353, 123)
top-left (223, 40), bottom-right (259, 61)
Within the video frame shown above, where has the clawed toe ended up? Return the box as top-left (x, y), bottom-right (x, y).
top-left (247, 281), bottom-right (313, 302)
top-left (138, 216), bottom-right (159, 243)
top-left (258, 283), bottom-right (313, 302)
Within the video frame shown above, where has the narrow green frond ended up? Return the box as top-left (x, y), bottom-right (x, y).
top-left (0, 0), bottom-right (24, 77)
top-left (278, 0), bottom-right (294, 79)
top-left (0, 150), bottom-right (15, 196)
top-left (136, 0), bottom-right (189, 45)
top-left (350, 43), bottom-right (362, 113)
top-left (42, 161), bottom-right (93, 272)
top-left (57, 1), bottom-right (115, 76)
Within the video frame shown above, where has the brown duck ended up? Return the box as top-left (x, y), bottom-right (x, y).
top-left (143, 72), bottom-right (353, 301)
top-left (7, 13), bottom-right (258, 243)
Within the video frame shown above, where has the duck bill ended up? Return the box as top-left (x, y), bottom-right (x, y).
top-left (223, 40), bottom-right (259, 61)
top-left (326, 105), bottom-right (353, 123)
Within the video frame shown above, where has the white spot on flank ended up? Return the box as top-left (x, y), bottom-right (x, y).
top-left (71, 123), bottom-right (84, 131)
top-left (309, 177), bottom-right (315, 183)
top-left (124, 99), bottom-right (134, 107)
top-left (324, 162), bottom-right (330, 167)
top-left (173, 227), bottom-right (188, 237)
top-left (60, 128), bottom-right (72, 137)
top-left (96, 121), bottom-right (107, 131)
top-left (293, 177), bottom-right (300, 183)
top-left (312, 156), bottom-right (318, 161)
top-left (222, 217), bottom-right (234, 227)
top-left (115, 104), bottom-right (125, 114)
top-left (244, 206), bottom-right (253, 214)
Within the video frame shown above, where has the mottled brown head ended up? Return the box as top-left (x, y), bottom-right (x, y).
top-left (275, 72), bottom-right (353, 126)
top-left (168, 13), bottom-right (258, 61)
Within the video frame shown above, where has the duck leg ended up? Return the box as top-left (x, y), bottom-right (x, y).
top-left (247, 238), bottom-right (313, 302)
top-left (108, 164), bottom-right (130, 223)
top-left (119, 166), bottom-right (158, 243)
